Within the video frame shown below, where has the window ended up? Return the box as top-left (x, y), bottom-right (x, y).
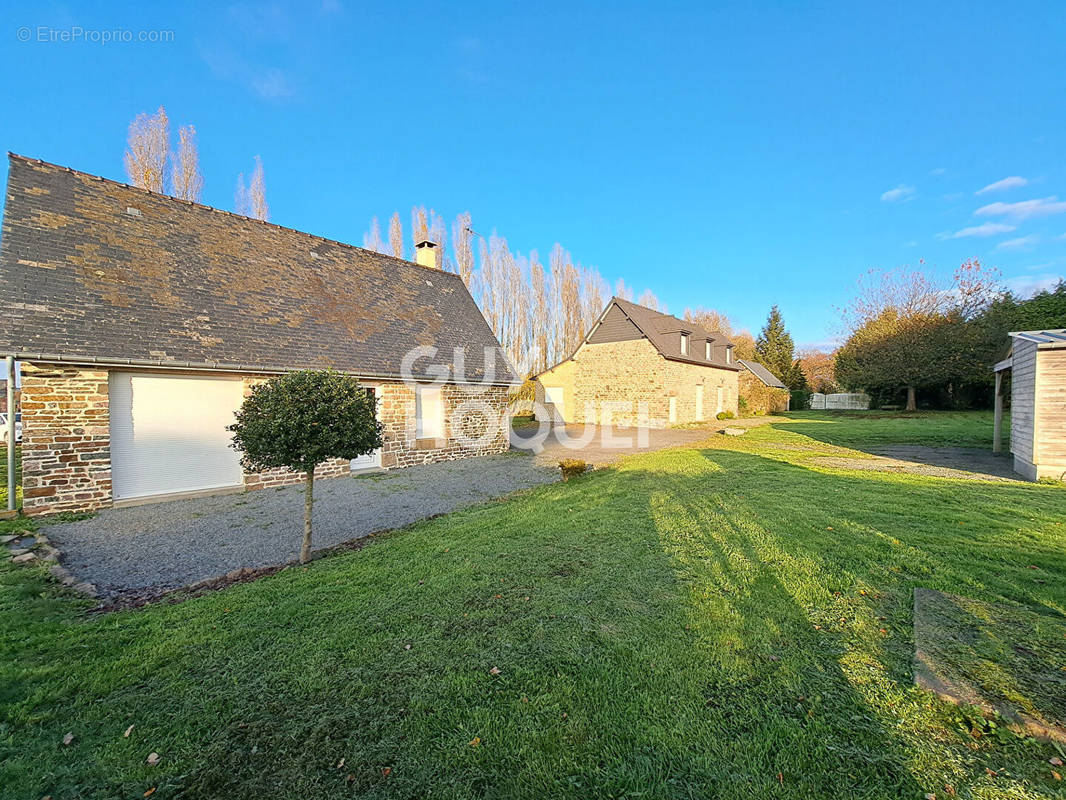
top-left (416, 384), bottom-right (444, 439)
top-left (680, 333), bottom-right (689, 356)
top-left (716, 386), bottom-right (725, 413)
top-left (725, 347), bottom-right (732, 365)
top-left (705, 340), bottom-right (712, 360)
top-left (695, 386), bottom-right (704, 420)
top-left (668, 396), bottom-right (678, 423)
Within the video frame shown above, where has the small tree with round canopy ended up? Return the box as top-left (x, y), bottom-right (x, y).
top-left (229, 370), bottom-right (384, 563)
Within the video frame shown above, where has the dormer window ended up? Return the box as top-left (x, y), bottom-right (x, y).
top-left (705, 340), bottom-right (712, 360)
top-left (680, 333), bottom-right (689, 355)
top-left (725, 347), bottom-right (733, 365)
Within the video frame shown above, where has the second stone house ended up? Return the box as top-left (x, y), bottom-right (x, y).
top-left (533, 297), bottom-right (740, 427)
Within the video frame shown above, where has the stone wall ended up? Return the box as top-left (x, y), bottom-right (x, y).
top-left (20, 365), bottom-right (111, 516)
top-left (378, 381), bottom-right (511, 468)
top-left (738, 372), bottom-right (790, 414)
top-left (536, 339), bottom-right (739, 427)
top-left (238, 376), bottom-right (351, 490)
top-left (20, 367), bottom-right (513, 516)
top-left (238, 378), bottom-right (511, 488)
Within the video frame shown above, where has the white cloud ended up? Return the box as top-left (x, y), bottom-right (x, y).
top-left (200, 45), bottom-right (294, 101)
top-left (904, 239), bottom-right (919, 247)
top-left (881, 184), bottom-right (915, 203)
top-left (1004, 273), bottom-right (1063, 297)
top-left (929, 167), bottom-right (947, 176)
top-left (250, 68), bottom-right (294, 99)
top-left (938, 222), bottom-right (1016, 239)
top-left (975, 176), bottom-right (1028, 195)
top-left (975, 196), bottom-right (1066, 220)
top-left (996, 235), bottom-right (1040, 250)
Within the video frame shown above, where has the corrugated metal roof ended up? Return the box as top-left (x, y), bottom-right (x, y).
top-left (1009, 329), bottom-right (1066, 346)
top-left (739, 359), bottom-right (787, 388)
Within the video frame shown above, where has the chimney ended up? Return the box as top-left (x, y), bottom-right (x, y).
top-left (415, 239), bottom-right (438, 269)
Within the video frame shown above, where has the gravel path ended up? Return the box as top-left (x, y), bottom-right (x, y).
top-left (810, 446), bottom-right (1020, 482)
top-left (46, 453), bottom-right (556, 598)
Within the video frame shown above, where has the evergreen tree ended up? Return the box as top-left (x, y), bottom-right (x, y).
top-left (754, 305), bottom-right (796, 385)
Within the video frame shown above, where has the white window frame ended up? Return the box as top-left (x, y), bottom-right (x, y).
top-left (716, 386), bottom-right (725, 413)
top-left (680, 333), bottom-right (689, 356)
top-left (668, 396), bottom-right (678, 423)
top-left (705, 340), bottom-right (712, 360)
top-left (725, 347), bottom-right (732, 365)
top-left (695, 385), bottom-right (704, 420)
top-left (416, 384), bottom-right (444, 439)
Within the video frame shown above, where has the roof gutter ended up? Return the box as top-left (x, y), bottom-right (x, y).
top-left (6, 351), bottom-right (522, 387)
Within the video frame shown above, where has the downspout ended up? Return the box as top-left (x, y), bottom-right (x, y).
top-left (6, 356), bottom-right (14, 511)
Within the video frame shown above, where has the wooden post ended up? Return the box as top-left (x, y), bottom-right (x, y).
top-left (993, 370), bottom-right (1003, 454)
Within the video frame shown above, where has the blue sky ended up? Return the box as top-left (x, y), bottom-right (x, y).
top-left (2, 1), bottom-right (1064, 347)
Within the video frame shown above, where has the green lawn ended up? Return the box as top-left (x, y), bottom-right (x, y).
top-left (775, 409), bottom-right (1008, 449)
top-left (3, 412), bottom-right (1065, 799)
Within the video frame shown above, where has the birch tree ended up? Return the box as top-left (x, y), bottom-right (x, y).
top-left (124, 105), bottom-right (169, 193)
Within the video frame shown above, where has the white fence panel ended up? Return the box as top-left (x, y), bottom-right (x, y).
top-left (810, 392), bottom-right (870, 410)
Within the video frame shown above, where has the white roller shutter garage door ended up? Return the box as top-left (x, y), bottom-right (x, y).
top-left (110, 373), bottom-right (245, 501)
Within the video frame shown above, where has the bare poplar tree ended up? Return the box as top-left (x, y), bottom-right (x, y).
top-left (684, 307), bottom-right (734, 336)
top-left (452, 212), bottom-right (475, 288)
top-left (249, 156), bottom-right (268, 221)
top-left (170, 124), bottom-right (204, 202)
top-left (363, 216), bottom-right (386, 253)
top-left (124, 105), bottom-right (170, 193)
top-left (411, 206), bottom-right (429, 248)
top-left (388, 213), bottom-right (404, 259)
top-left (428, 209), bottom-right (447, 269)
top-left (614, 278), bottom-right (634, 301)
top-left (638, 289), bottom-right (661, 311)
top-left (581, 267), bottom-right (608, 332)
top-left (234, 173), bottom-right (250, 216)
top-left (529, 250), bottom-right (550, 371)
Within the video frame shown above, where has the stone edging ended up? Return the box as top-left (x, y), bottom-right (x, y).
top-left (4, 529), bottom-right (98, 597)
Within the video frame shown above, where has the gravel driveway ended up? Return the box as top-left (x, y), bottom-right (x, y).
top-left (46, 453), bottom-right (556, 598)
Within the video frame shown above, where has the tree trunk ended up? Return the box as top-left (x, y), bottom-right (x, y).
top-left (905, 385), bottom-right (917, 412)
top-left (301, 470), bottom-right (314, 564)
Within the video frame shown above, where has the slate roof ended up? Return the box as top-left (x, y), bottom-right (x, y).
top-left (738, 359), bottom-right (786, 388)
top-left (0, 154), bottom-right (518, 385)
top-left (607, 297), bottom-right (739, 370)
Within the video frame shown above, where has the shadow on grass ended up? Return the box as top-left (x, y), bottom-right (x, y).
top-left (3, 443), bottom-right (1065, 798)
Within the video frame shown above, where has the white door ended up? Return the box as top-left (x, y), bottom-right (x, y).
top-left (351, 386), bottom-right (382, 471)
top-left (695, 386), bottom-right (704, 420)
top-left (109, 373), bottom-right (245, 501)
top-left (717, 386), bottom-right (725, 414)
top-left (668, 396), bottom-right (677, 423)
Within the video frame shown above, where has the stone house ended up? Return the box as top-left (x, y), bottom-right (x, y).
top-left (0, 155), bottom-right (519, 516)
top-left (534, 298), bottom-right (740, 427)
top-left (737, 359), bottom-right (790, 413)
